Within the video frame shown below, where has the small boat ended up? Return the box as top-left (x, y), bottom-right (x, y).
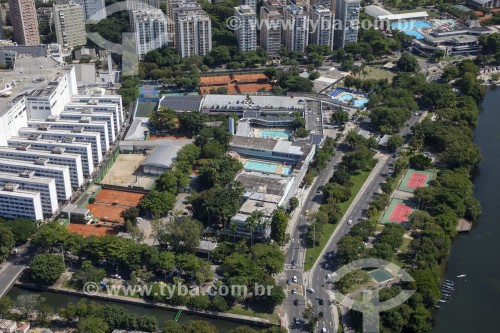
top-left (435, 305), bottom-right (441, 309)
top-left (438, 299), bottom-right (447, 303)
top-left (457, 274), bottom-right (466, 278)
top-left (445, 279), bottom-right (454, 283)
top-left (442, 283), bottom-right (454, 288)
top-left (442, 286), bottom-right (454, 290)
top-left (443, 281), bottom-right (454, 285)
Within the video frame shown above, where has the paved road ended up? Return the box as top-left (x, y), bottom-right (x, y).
top-left (283, 112), bottom-right (423, 332)
top-left (0, 264), bottom-right (26, 297)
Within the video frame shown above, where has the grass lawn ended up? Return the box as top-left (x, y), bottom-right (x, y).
top-left (227, 306), bottom-right (280, 324)
top-left (304, 168), bottom-right (373, 271)
top-left (399, 237), bottom-right (412, 254)
top-left (362, 66), bottom-right (396, 82)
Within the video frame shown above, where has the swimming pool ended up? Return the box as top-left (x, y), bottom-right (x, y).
top-left (244, 160), bottom-right (293, 175)
top-left (390, 21), bottom-right (431, 40)
top-left (338, 93), bottom-right (354, 101)
top-left (258, 129), bottom-right (291, 139)
top-left (354, 98), bottom-right (369, 108)
top-left (336, 93), bottom-right (369, 108)
top-left (244, 160), bottom-right (279, 173)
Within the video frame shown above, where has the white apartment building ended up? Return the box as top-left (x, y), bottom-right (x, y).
top-left (241, 0), bottom-right (257, 13)
top-left (260, 6), bottom-right (282, 58)
top-left (0, 147), bottom-right (84, 188)
top-left (0, 172), bottom-right (58, 216)
top-left (0, 158), bottom-right (72, 201)
top-left (0, 183), bottom-right (43, 220)
top-left (18, 125), bottom-right (106, 166)
top-left (334, 0), bottom-right (360, 48)
top-left (131, 9), bottom-right (169, 60)
top-left (73, 0), bottom-right (106, 21)
top-left (53, 2), bottom-right (87, 50)
top-left (127, 0), bottom-right (160, 11)
top-left (59, 112), bottom-right (115, 142)
top-left (65, 101), bottom-right (122, 134)
top-left (28, 118), bottom-right (110, 152)
top-left (284, 5), bottom-right (309, 53)
top-left (71, 95), bottom-right (124, 126)
top-left (175, 8), bottom-right (212, 57)
top-left (310, 4), bottom-right (334, 49)
top-left (8, 135), bottom-right (95, 176)
top-left (234, 5), bottom-right (257, 51)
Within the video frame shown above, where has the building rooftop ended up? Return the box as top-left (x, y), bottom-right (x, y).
top-left (0, 56), bottom-right (71, 116)
top-left (159, 95), bottom-right (203, 112)
top-left (235, 172), bottom-right (290, 195)
top-left (0, 171), bottom-right (56, 185)
top-left (124, 117), bottom-right (149, 141)
top-left (201, 94), bottom-right (306, 111)
top-left (239, 198), bottom-right (278, 217)
top-left (230, 136), bottom-right (309, 155)
top-left (0, 157), bottom-right (69, 172)
top-left (143, 144), bottom-right (181, 169)
top-left (364, 5), bottom-right (392, 19)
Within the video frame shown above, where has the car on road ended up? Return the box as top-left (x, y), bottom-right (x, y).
top-left (318, 299), bottom-right (324, 305)
top-left (319, 311), bottom-right (324, 318)
top-left (327, 252), bottom-right (333, 259)
top-left (294, 299), bottom-right (298, 306)
top-left (406, 123), bottom-right (410, 126)
top-left (324, 263), bottom-right (329, 269)
top-left (305, 209), bottom-right (309, 216)
top-left (348, 219), bottom-right (353, 225)
top-left (320, 328), bottom-right (327, 333)
top-left (291, 259), bottom-right (296, 266)
top-left (307, 288), bottom-right (315, 293)
top-left (291, 288), bottom-right (297, 294)
top-left (294, 317), bottom-right (301, 325)
top-left (293, 275), bottom-right (297, 283)
top-left (286, 279), bottom-right (291, 285)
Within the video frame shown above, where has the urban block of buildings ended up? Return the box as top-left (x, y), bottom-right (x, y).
top-left (0, 52), bottom-right (123, 221)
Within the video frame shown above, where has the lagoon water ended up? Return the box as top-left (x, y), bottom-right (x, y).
top-left (432, 87), bottom-right (500, 332)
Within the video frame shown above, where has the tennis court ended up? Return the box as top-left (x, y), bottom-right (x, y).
top-left (399, 169), bottom-right (434, 192)
top-left (238, 83), bottom-right (272, 93)
top-left (139, 85), bottom-right (160, 98)
top-left (134, 101), bottom-right (158, 118)
top-left (199, 75), bottom-right (232, 86)
top-left (232, 73), bottom-right (269, 83)
top-left (95, 189), bottom-right (144, 207)
top-left (67, 223), bottom-right (118, 237)
top-left (381, 198), bottom-right (414, 226)
top-left (369, 268), bottom-right (393, 283)
top-left (86, 204), bottom-right (127, 223)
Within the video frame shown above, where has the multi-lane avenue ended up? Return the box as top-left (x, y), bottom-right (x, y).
top-left (283, 111), bottom-right (423, 332)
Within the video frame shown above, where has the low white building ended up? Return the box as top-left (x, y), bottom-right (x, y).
top-left (0, 171), bottom-right (58, 216)
top-left (143, 144), bottom-right (181, 175)
top-left (0, 158), bottom-right (72, 201)
top-left (0, 184), bottom-right (44, 221)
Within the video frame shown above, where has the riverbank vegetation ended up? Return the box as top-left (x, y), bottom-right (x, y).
top-left (329, 55), bottom-right (484, 332)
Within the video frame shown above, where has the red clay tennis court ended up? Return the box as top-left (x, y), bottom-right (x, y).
top-left (389, 204), bottom-right (413, 223)
top-left (407, 173), bottom-right (428, 189)
top-left (87, 204), bottom-right (127, 223)
top-left (199, 75), bottom-right (232, 86)
top-left (232, 73), bottom-right (269, 83)
top-left (95, 189), bottom-right (144, 207)
top-left (238, 83), bottom-right (272, 93)
top-left (67, 223), bottom-right (118, 237)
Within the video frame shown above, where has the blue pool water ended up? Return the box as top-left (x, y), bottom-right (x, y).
top-left (354, 98), bottom-right (369, 108)
top-left (259, 129), bottom-right (291, 139)
top-left (390, 21), bottom-right (431, 40)
top-left (282, 167), bottom-right (292, 175)
top-left (338, 93), bottom-right (354, 101)
top-left (244, 160), bottom-right (279, 173)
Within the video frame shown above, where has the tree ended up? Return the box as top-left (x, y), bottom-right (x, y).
top-left (337, 236), bottom-right (365, 264)
top-left (251, 243), bottom-right (285, 275)
top-left (386, 135), bottom-right (404, 151)
top-left (138, 190), bottom-right (176, 217)
top-left (32, 222), bottom-right (70, 251)
top-left (288, 197), bottom-right (299, 212)
top-left (72, 260), bottom-right (106, 289)
top-left (156, 170), bottom-right (189, 195)
top-left (182, 321), bottom-right (218, 333)
top-left (78, 316), bottom-right (109, 333)
top-left (409, 154), bottom-right (432, 170)
top-left (294, 127), bottom-right (310, 138)
top-left (210, 294), bottom-right (229, 312)
top-left (191, 184), bottom-right (244, 227)
top-left (0, 296), bottom-right (12, 316)
top-left (0, 218), bottom-right (37, 244)
top-left (303, 305), bottom-right (320, 332)
top-left (161, 217), bottom-right (201, 253)
top-left (397, 53), bottom-right (420, 72)
top-left (149, 107), bottom-right (177, 133)
top-left (0, 226), bottom-right (14, 260)
top-left (331, 109), bottom-right (350, 125)
top-left (120, 207), bottom-right (139, 225)
top-left (30, 253), bottom-right (65, 285)
top-left (246, 210), bottom-right (265, 245)
top-left (16, 294), bottom-right (45, 319)
top-left (270, 208), bottom-right (289, 245)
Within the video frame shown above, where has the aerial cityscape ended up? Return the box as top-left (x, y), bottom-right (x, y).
top-left (0, 0), bottom-right (499, 332)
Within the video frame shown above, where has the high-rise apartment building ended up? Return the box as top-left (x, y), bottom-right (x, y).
top-left (260, 6), bottom-right (282, 58)
top-left (131, 9), bottom-right (169, 60)
top-left (241, 0), bottom-right (257, 13)
top-left (53, 2), bottom-right (87, 50)
top-left (8, 0), bottom-right (40, 45)
top-left (175, 8), bottom-right (211, 57)
top-left (234, 5), bottom-right (257, 52)
top-left (283, 4), bottom-right (309, 53)
top-left (126, 0), bottom-right (160, 11)
top-left (73, 0), bottom-right (106, 21)
top-left (310, 4), bottom-right (333, 50)
top-left (334, 0), bottom-right (360, 48)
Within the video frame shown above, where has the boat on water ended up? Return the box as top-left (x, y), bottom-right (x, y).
top-left (457, 274), bottom-right (466, 278)
top-left (435, 305), bottom-right (441, 309)
top-left (438, 299), bottom-right (447, 303)
top-left (445, 279), bottom-right (454, 283)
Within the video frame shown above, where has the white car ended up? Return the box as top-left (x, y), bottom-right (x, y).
top-left (348, 219), bottom-right (353, 225)
top-left (307, 288), bottom-right (315, 293)
top-left (293, 276), bottom-right (298, 283)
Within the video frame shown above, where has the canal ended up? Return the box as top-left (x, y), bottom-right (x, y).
top-left (7, 287), bottom-right (244, 333)
top-left (432, 87), bottom-right (500, 332)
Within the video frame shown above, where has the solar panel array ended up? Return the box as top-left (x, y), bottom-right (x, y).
top-left (243, 111), bottom-right (295, 122)
top-left (159, 95), bottom-right (203, 112)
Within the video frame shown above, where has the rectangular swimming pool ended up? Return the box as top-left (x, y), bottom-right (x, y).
top-left (244, 160), bottom-right (279, 173)
top-left (258, 129), bottom-right (291, 139)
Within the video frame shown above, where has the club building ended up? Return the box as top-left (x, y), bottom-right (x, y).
top-left (0, 53), bottom-right (123, 220)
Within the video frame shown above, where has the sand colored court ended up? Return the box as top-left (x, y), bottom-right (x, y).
top-left (100, 154), bottom-right (155, 189)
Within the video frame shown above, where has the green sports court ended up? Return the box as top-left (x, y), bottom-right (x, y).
top-left (369, 268), bottom-right (393, 283)
top-left (398, 169), bottom-right (435, 193)
top-left (381, 198), bottom-right (415, 227)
